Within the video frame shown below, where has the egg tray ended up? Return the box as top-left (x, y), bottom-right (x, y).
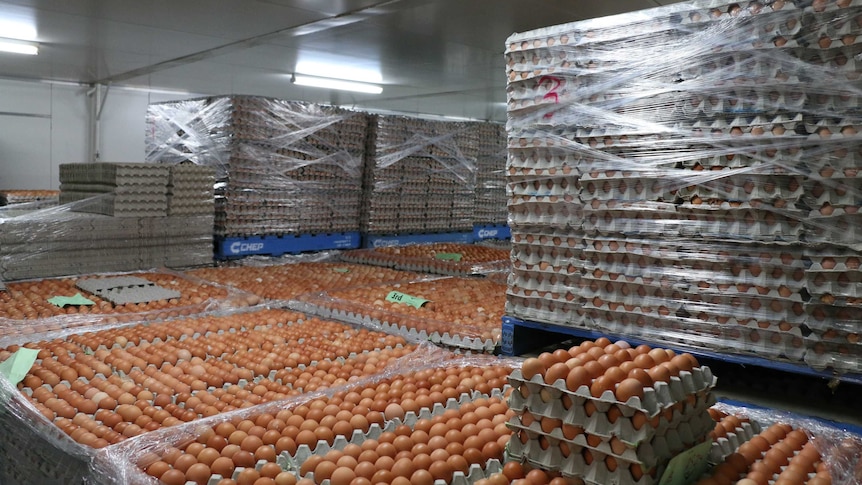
top-left (507, 433), bottom-right (668, 485)
top-left (678, 175), bottom-right (805, 203)
top-left (300, 302), bottom-right (498, 352)
top-left (511, 244), bottom-right (582, 267)
top-left (506, 408), bottom-right (714, 468)
top-left (511, 390), bottom-right (715, 445)
top-left (509, 270), bottom-right (580, 296)
top-left (675, 210), bottom-right (805, 243)
top-left (504, 297), bottom-right (586, 328)
top-left (75, 276), bottom-right (182, 306)
top-left (804, 302), bottom-right (862, 330)
top-left (803, 340), bottom-right (862, 373)
top-left (708, 420), bottom-right (761, 465)
top-left (802, 213), bottom-right (862, 247)
top-left (510, 261), bottom-right (582, 281)
top-left (582, 216), bottom-right (682, 239)
top-left (58, 162), bottom-right (171, 187)
top-left (578, 174), bottom-right (675, 202)
top-left (506, 365), bottom-right (715, 421)
top-left (805, 271), bottom-right (862, 300)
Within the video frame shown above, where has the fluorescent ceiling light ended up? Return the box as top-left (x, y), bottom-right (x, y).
top-left (0, 38), bottom-right (37, 55)
top-left (115, 85), bottom-right (191, 96)
top-left (292, 74), bottom-right (382, 94)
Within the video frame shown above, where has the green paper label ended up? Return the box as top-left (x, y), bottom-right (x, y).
top-left (0, 348), bottom-right (39, 386)
top-left (659, 439), bottom-right (712, 485)
top-left (332, 268), bottom-right (350, 273)
top-left (385, 291), bottom-right (429, 308)
top-left (435, 253), bottom-right (463, 262)
top-left (47, 293), bottom-right (95, 308)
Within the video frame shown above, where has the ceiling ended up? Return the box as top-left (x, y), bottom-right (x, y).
top-left (0, 0), bottom-right (683, 121)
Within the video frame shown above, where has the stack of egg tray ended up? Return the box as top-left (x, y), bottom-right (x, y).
top-left (165, 163), bottom-right (215, 216)
top-left (506, 361), bottom-right (716, 484)
top-left (59, 163), bottom-right (170, 217)
top-left (361, 114), bottom-right (478, 234)
top-left (475, 122), bottom-right (509, 225)
top-left (146, 96), bottom-right (368, 237)
top-left (0, 209), bottom-right (213, 280)
top-left (505, 0), bottom-right (862, 373)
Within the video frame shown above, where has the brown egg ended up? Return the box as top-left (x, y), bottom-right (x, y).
top-left (521, 358), bottom-right (545, 380)
top-left (186, 463), bottom-right (212, 485)
top-left (211, 457), bottom-right (236, 478)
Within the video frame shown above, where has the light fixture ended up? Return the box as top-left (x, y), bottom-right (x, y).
top-left (0, 37), bottom-right (38, 55)
top-left (291, 73), bottom-right (382, 94)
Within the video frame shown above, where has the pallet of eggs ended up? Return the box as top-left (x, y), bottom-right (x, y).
top-left (0, 269), bottom-right (257, 340)
top-left (504, 0), bottom-right (862, 373)
top-left (295, 276), bottom-right (507, 352)
top-left (0, 307), bottom-right (410, 484)
top-left (506, 339), bottom-right (716, 485)
top-left (474, 122), bottom-right (509, 226)
top-left (187, 261), bottom-right (422, 302)
top-left (340, 243), bottom-right (511, 276)
top-left (146, 96), bottom-right (368, 239)
top-left (361, 114), bottom-right (478, 235)
top-left (84, 348), bottom-right (517, 485)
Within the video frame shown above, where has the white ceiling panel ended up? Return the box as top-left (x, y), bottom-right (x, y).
top-left (0, 0), bottom-right (684, 121)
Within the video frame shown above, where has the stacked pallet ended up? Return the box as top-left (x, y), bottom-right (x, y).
top-left (146, 96), bottom-right (368, 237)
top-left (474, 122), bottom-right (508, 226)
top-left (361, 114), bottom-right (478, 235)
top-left (59, 163), bottom-right (170, 217)
top-left (505, 0), bottom-right (862, 373)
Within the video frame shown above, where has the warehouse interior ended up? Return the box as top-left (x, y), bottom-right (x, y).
top-left (2, 1), bottom-right (862, 484)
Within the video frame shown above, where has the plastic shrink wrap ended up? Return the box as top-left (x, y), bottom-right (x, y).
top-left (475, 122), bottom-right (509, 225)
top-left (361, 114), bottom-right (479, 235)
top-left (0, 306), bottom-right (409, 483)
top-left (146, 96), bottom-right (368, 237)
top-left (505, 0), bottom-right (862, 374)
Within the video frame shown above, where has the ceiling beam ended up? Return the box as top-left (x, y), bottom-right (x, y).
top-left (92, 0), bottom-right (404, 85)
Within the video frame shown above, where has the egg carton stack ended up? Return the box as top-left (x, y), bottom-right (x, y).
top-left (165, 163), bottom-right (215, 216)
top-left (360, 114), bottom-right (478, 234)
top-left (505, 147), bottom-right (582, 326)
top-left (58, 163), bottom-right (170, 217)
top-left (506, 344), bottom-right (717, 485)
top-left (505, 0), bottom-right (862, 372)
top-left (474, 122), bottom-right (508, 225)
top-left (146, 96), bottom-right (368, 237)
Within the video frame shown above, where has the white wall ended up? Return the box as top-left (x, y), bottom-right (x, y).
top-left (0, 79), bottom-right (190, 190)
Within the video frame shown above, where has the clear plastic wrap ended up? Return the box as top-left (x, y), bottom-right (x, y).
top-left (475, 122), bottom-right (509, 225)
top-left (708, 400), bottom-right (862, 484)
top-left (0, 196), bottom-right (214, 281)
top-left (295, 276), bottom-right (507, 351)
top-left (505, 0), bottom-right (862, 374)
top-left (0, 268), bottom-right (259, 343)
top-left (0, 306), bottom-right (410, 483)
top-left (340, 242), bottom-right (511, 276)
top-left (86, 343), bottom-right (517, 485)
top-left (187, 261), bottom-right (423, 302)
top-left (361, 114), bottom-right (479, 234)
top-left (146, 96), bottom-right (368, 237)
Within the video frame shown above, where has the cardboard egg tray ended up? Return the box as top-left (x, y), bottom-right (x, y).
top-left (340, 244), bottom-right (510, 276)
top-left (507, 366), bottom-right (715, 421)
top-left (708, 419), bottom-right (760, 464)
top-left (58, 163), bottom-right (170, 187)
top-left (511, 242), bottom-right (580, 268)
top-left (505, 294), bottom-right (585, 327)
top-left (678, 174), bottom-right (804, 203)
top-left (804, 212), bottom-right (862, 244)
top-left (510, 269), bottom-right (580, 296)
top-left (579, 172), bottom-right (676, 201)
top-left (582, 207), bottom-right (681, 238)
top-left (803, 339), bottom-right (862, 372)
top-left (507, 413), bottom-right (714, 471)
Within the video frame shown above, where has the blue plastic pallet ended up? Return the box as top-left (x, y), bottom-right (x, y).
top-left (215, 232), bottom-right (361, 259)
top-left (473, 224), bottom-right (510, 240)
top-left (362, 231), bottom-right (474, 248)
top-left (501, 316), bottom-right (862, 385)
